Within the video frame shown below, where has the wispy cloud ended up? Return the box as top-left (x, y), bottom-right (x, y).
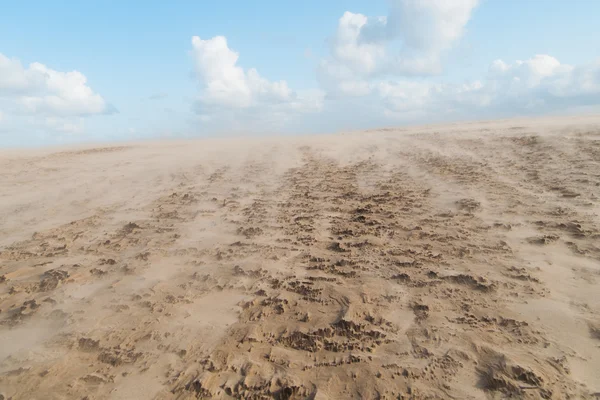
top-left (148, 92), bottom-right (168, 100)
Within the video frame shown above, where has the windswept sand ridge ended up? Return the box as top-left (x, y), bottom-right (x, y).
top-left (1, 116), bottom-right (600, 399)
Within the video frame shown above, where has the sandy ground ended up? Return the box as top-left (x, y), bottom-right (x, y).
top-left (1, 115), bottom-right (600, 399)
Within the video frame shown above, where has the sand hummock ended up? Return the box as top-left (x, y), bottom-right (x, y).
top-left (1, 115), bottom-right (600, 399)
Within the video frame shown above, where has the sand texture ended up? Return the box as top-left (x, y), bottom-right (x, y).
top-left (1, 115), bottom-right (600, 399)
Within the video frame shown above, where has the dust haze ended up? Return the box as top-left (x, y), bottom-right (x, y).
top-left (1, 115), bottom-right (600, 399)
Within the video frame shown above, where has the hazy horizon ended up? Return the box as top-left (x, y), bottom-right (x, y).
top-left (2, 0), bottom-right (600, 147)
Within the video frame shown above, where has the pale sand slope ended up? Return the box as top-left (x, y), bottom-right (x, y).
top-left (1, 115), bottom-right (600, 399)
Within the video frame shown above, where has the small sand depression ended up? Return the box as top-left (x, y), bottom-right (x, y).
top-left (1, 115), bottom-right (600, 399)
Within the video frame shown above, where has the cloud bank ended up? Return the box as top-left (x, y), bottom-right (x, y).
top-left (314, 1), bottom-right (600, 125)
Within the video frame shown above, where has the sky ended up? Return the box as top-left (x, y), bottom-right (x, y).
top-left (1, 0), bottom-right (600, 147)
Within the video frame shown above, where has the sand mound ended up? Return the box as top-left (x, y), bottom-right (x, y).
top-left (1, 115), bottom-right (600, 399)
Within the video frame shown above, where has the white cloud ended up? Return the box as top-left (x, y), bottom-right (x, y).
top-left (317, 59), bottom-right (371, 97)
top-left (0, 53), bottom-right (111, 116)
top-left (318, 0), bottom-right (479, 96)
top-left (359, 55), bottom-right (600, 121)
top-left (481, 56), bottom-right (600, 110)
top-left (316, 2), bottom-right (600, 124)
top-left (190, 36), bottom-right (323, 129)
top-left (387, 0), bottom-right (480, 52)
top-left (331, 12), bottom-right (387, 75)
top-left (0, 53), bottom-right (113, 142)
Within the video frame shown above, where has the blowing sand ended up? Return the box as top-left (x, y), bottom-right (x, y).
top-left (1, 115), bottom-right (600, 399)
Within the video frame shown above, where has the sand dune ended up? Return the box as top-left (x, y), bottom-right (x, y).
top-left (1, 115), bottom-right (600, 399)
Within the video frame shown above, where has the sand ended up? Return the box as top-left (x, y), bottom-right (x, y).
top-left (1, 115), bottom-right (600, 399)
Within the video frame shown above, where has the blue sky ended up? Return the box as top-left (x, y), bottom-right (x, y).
top-left (1, 0), bottom-right (600, 147)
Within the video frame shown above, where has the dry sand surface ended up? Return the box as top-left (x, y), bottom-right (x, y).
top-left (1, 115), bottom-right (600, 399)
